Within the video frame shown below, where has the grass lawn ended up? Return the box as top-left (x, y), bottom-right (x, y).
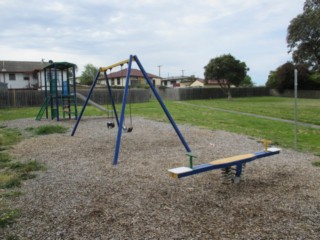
top-left (0, 96), bottom-right (319, 156)
top-left (187, 97), bottom-right (320, 125)
top-left (186, 97), bottom-right (320, 125)
top-left (0, 107), bottom-right (39, 121)
top-left (130, 99), bottom-right (320, 156)
top-left (0, 106), bottom-right (107, 121)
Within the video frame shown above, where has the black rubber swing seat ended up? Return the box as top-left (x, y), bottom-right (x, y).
top-left (123, 125), bottom-right (133, 133)
top-left (107, 122), bottom-right (115, 129)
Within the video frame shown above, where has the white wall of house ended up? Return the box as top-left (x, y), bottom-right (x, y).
top-left (99, 77), bottom-right (125, 87)
top-left (161, 76), bottom-right (194, 88)
top-left (153, 78), bottom-right (162, 86)
top-left (162, 79), bottom-right (181, 88)
top-left (0, 71), bottom-right (50, 90)
top-left (0, 72), bottom-right (38, 89)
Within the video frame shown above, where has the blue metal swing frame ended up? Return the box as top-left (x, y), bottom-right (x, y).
top-left (71, 55), bottom-right (191, 165)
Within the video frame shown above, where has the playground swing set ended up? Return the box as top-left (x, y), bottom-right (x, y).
top-left (70, 54), bottom-right (281, 183)
top-left (36, 62), bottom-right (78, 121)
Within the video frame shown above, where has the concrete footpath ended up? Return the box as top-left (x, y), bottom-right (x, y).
top-left (176, 102), bottom-right (320, 129)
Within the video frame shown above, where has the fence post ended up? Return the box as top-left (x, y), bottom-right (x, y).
top-left (294, 69), bottom-right (298, 150)
top-left (13, 89), bottom-right (16, 107)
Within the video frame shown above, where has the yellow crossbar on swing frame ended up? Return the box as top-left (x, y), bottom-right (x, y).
top-left (99, 58), bottom-right (135, 72)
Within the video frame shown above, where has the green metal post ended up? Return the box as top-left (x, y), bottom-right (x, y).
top-left (186, 152), bottom-right (197, 169)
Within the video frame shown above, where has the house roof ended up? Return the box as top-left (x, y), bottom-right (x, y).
top-left (1, 60), bottom-right (50, 73)
top-left (106, 68), bottom-right (159, 78)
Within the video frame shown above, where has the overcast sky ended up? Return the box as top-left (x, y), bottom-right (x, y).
top-left (0, 0), bottom-right (305, 85)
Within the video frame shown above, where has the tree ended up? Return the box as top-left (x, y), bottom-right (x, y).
top-left (240, 75), bottom-right (255, 87)
top-left (304, 0), bottom-right (320, 9)
top-left (204, 54), bottom-right (248, 99)
top-left (68, 65), bottom-right (78, 78)
top-left (79, 64), bottom-right (99, 85)
top-left (266, 71), bottom-right (277, 89)
top-left (287, 0), bottom-right (320, 70)
top-left (274, 62), bottom-right (296, 91)
top-left (266, 62), bottom-right (313, 92)
top-left (310, 71), bottom-right (320, 85)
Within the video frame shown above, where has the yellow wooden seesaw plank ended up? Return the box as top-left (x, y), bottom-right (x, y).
top-left (209, 153), bottom-right (255, 165)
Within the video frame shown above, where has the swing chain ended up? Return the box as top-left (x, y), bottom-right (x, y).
top-left (107, 68), bottom-right (115, 129)
top-left (122, 63), bottom-right (133, 133)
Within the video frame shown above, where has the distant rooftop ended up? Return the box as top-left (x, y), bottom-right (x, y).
top-left (106, 68), bottom-right (159, 78)
top-left (1, 60), bottom-right (50, 72)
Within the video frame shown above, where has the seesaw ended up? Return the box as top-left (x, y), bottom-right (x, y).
top-left (168, 140), bottom-right (281, 183)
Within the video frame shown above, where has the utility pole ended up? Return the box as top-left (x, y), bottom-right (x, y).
top-left (157, 65), bottom-right (162, 77)
top-left (181, 69), bottom-right (184, 76)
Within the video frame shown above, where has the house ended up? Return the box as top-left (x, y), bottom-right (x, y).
top-left (189, 79), bottom-right (234, 88)
top-left (0, 60), bottom-right (50, 89)
top-left (99, 68), bottom-right (161, 87)
top-left (190, 79), bottom-right (205, 87)
top-left (161, 76), bottom-right (195, 88)
top-left (0, 60), bottom-right (78, 90)
top-left (207, 79), bottom-right (234, 88)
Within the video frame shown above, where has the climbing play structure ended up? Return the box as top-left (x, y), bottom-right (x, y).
top-left (36, 62), bottom-right (78, 121)
top-left (71, 55), bottom-right (280, 183)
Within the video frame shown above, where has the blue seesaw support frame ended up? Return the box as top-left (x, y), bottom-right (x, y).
top-left (168, 147), bottom-right (281, 179)
top-left (71, 55), bottom-right (191, 165)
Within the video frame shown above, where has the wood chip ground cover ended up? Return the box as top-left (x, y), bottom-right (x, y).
top-left (1, 117), bottom-right (319, 239)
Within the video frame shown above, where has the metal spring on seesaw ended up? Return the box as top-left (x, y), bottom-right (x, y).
top-left (241, 163), bottom-right (246, 182)
top-left (221, 167), bottom-right (236, 184)
top-left (221, 163), bottom-right (246, 184)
